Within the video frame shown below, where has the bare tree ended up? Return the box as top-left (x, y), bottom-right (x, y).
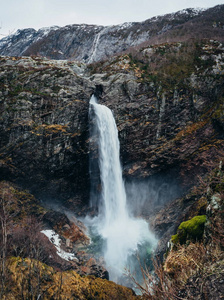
top-left (0, 189), bottom-right (15, 298)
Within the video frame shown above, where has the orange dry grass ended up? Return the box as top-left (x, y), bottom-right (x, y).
top-left (164, 243), bottom-right (206, 284)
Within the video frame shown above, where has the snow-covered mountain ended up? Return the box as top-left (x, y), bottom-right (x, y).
top-left (0, 5), bottom-right (223, 63)
top-left (0, 26), bottom-right (60, 56)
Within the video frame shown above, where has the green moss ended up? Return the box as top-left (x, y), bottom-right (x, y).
top-left (172, 215), bottom-right (206, 245)
top-left (171, 233), bottom-right (179, 244)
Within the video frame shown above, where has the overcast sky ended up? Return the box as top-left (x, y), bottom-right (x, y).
top-left (1, 0), bottom-right (223, 37)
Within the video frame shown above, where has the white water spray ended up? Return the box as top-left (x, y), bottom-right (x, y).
top-left (89, 95), bottom-right (157, 281)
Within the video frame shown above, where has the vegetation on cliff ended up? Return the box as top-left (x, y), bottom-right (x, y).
top-left (171, 215), bottom-right (206, 245)
top-left (0, 9), bottom-right (224, 298)
top-left (130, 160), bottom-right (224, 299)
top-left (1, 257), bottom-right (139, 300)
top-left (0, 181), bottom-right (133, 299)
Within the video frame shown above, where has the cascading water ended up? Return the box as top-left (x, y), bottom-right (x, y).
top-left (88, 95), bottom-right (157, 282)
top-left (87, 27), bottom-right (107, 63)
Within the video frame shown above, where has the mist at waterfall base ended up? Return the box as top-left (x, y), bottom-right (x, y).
top-left (125, 172), bottom-right (184, 218)
top-left (86, 95), bottom-right (157, 285)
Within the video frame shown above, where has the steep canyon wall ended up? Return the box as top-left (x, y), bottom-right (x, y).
top-left (0, 39), bottom-right (224, 215)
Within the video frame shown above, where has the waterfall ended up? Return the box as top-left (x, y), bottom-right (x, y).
top-left (87, 27), bottom-right (107, 63)
top-left (89, 95), bottom-right (157, 282)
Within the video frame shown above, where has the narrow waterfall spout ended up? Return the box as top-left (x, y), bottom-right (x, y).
top-left (89, 95), bottom-right (157, 282)
top-left (87, 27), bottom-right (107, 64)
top-left (90, 95), bottom-right (128, 224)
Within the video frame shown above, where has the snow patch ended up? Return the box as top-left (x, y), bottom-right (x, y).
top-left (151, 7), bottom-right (205, 22)
top-left (41, 229), bottom-right (78, 261)
top-left (39, 26), bottom-right (60, 34)
top-left (180, 7), bottom-right (205, 16)
top-left (118, 22), bottom-right (134, 30)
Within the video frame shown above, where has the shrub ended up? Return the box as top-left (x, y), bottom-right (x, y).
top-left (171, 215), bottom-right (206, 245)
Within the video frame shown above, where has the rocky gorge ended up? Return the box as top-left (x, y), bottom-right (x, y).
top-left (0, 4), bottom-right (224, 300)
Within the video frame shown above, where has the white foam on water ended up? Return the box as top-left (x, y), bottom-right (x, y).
top-left (89, 95), bottom-right (157, 281)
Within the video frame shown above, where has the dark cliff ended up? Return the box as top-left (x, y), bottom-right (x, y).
top-left (90, 40), bottom-right (224, 184)
top-left (1, 39), bottom-right (224, 210)
top-left (0, 6), bottom-right (224, 298)
top-left (0, 57), bottom-right (93, 204)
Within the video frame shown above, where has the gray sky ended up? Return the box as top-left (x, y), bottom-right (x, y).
top-left (1, 0), bottom-right (224, 37)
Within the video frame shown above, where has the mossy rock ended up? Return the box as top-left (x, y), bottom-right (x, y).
top-left (172, 215), bottom-right (206, 245)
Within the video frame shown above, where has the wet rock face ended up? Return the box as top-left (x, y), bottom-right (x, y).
top-left (1, 38), bottom-right (224, 209)
top-left (0, 21), bottom-right (170, 61)
top-left (1, 5), bottom-right (224, 63)
top-left (0, 56), bottom-right (94, 203)
top-left (86, 40), bottom-right (224, 260)
top-left (90, 48), bottom-right (224, 185)
top-left (42, 209), bottom-right (109, 279)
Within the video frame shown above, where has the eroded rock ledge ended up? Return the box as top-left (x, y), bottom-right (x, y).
top-left (0, 39), bottom-right (224, 273)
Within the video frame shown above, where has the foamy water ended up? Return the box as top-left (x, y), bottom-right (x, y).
top-left (88, 95), bottom-right (157, 281)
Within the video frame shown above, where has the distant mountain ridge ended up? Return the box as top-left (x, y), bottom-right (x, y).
top-left (0, 5), bottom-right (223, 63)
